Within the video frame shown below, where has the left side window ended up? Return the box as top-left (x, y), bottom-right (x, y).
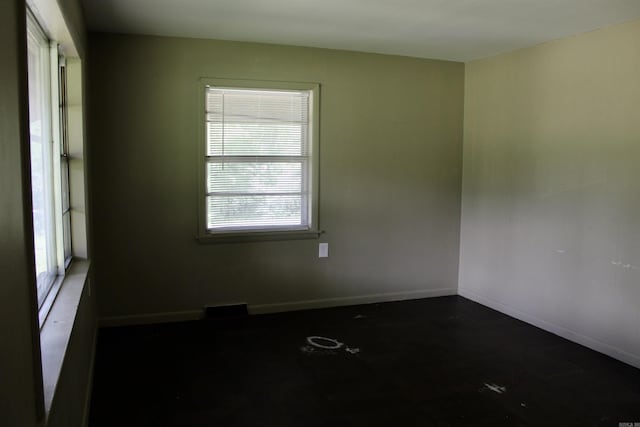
top-left (26, 9), bottom-right (72, 319)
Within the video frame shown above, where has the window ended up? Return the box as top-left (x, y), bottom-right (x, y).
top-left (200, 80), bottom-right (320, 239)
top-left (26, 9), bottom-right (72, 316)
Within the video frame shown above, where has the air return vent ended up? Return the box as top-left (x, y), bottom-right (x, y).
top-left (204, 303), bottom-right (249, 318)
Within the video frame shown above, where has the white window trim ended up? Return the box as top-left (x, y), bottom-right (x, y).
top-left (196, 78), bottom-right (321, 243)
top-left (27, 7), bottom-right (75, 325)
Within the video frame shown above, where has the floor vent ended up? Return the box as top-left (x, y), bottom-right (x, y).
top-left (204, 303), bottom-right (249, 318)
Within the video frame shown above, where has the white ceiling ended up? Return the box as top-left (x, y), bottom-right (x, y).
top-left (82, 0), bottom-right (640, 61)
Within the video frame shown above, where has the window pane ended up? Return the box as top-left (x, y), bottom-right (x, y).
top-left (207, 161), bottom-right (304, 194)
top-left (206, 88), bottom-right (309, 157)
top-left (207, 122), bottom-right (305, 156)
top-left (207, 195), bottom-right (304, 230)
top-left (28, 35), bottom-right (48, 283)
top-left (28, 17), bottom-right (56, 306)
top-left (204, 86), bottom-right (313, 233)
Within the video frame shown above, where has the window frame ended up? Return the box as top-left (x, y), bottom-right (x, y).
top-left (197, 78), bottom-right (321, 243)
top-left (26, 7), bottom-right (73, 324)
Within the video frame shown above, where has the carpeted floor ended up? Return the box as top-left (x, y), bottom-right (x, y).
top-left (89, 296), bottom-right (640, 426)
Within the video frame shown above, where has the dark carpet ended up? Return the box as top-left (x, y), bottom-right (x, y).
top-left (89, 296), bottom-right (640, 426)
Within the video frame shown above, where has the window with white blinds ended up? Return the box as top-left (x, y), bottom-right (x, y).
top-left (203, 83), bottom-right (318, 234)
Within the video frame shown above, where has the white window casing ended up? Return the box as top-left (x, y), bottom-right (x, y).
top-left (198, 79), bottom-right (320, 241)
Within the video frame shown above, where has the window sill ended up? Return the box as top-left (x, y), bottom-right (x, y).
top-left (39, 259), bottom-right (91, 417)
top-left (196, 229), bottom-right (323, 244)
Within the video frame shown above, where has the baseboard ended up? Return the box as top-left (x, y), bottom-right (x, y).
top-left (97, 289), bottom-right (457, 327)
top-left (81, 329), bottom-right (97, 427)
top-left (99, 310), bottom-right (203, 327)
top-left (249, 287), bottom-right (458, 315)
top-left (458, 287), bottom-right (640, 370)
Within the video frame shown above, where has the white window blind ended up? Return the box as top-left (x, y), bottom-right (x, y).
top-left (205, 87), bottom-right (312, 232)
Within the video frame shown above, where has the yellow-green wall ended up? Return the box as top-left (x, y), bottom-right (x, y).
top-left (460, 19), bottom-right (640, 367)
top-left (88, 34), bottom-right (465, 320)
top-left (0, 1), bottom-right (42, 425)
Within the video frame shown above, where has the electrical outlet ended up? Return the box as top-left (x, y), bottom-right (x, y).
top-left (318, 242), bottom-right (329, 258)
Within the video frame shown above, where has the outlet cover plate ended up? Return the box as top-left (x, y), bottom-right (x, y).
top-left (319, 243), bottom-right (329, 258)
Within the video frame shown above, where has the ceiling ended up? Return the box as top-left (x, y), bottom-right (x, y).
top-left (82, 0), bottom-right (640, 61)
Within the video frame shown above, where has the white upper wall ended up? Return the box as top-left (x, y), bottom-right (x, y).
top-left (82, 0), bottom-right (640, 61)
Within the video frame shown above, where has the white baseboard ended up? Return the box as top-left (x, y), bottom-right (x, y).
top-left (99, 309), bottom-right (203, 327)
top-left (98, 288), bottom-right (457, 326)
top-left (458, 287), bottom-right (640, 370)
top-left (249, 288), bottom-right (458, 315)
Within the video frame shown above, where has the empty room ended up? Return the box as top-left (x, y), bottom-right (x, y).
top-left (2, 0), bottom-right (640, 426)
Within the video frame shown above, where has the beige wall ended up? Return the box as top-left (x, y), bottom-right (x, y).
top-left (460, 19), bottom-right (640, 368)
top-left (88, 34), bottom-right (465, 320)
top-left (56, 0), bottom-right (87, 57)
